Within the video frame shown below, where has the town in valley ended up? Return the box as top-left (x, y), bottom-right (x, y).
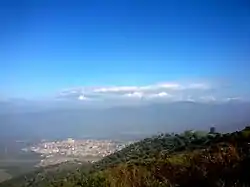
top-left (23, 138), bottom-right (133, 167)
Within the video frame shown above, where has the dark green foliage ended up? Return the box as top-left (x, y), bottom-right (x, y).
top-left (92, 130), bottom-right (215, 170)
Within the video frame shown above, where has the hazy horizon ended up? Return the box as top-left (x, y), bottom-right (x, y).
top-left (1, 101), bottom-right (250, 141)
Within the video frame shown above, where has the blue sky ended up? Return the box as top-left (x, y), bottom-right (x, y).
top-left (0, 0), bottom-right (249, 100)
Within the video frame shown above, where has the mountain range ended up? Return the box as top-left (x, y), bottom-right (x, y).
top-left (1, 101), bottom-right (250, 140)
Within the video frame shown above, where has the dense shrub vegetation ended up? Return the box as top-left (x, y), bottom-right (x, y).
top-left (1, 127), bottom-right (250, 187)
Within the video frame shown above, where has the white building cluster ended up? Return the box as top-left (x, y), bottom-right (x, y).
top-left (28, 138), bottom-right (130, 167)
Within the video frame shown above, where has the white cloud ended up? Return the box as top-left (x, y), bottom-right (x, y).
top-left (91, 82), bottom-right (208, 94)
top-left (124, 92), bottom-right (144, 98)
top-left (93, 86), bottom-right (138, 93)
top-left (157, 92), bottom-right (169, 97)
top-left (148, 92), bottom-right (171, 98)
top-left (156, 83), bottom-right (182, 89)
top-left (57, 81), bottom-right (240, 103)
top-left (78, 95), bottom-right (88, 101)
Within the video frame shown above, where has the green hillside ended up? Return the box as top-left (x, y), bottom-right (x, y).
top-left (1, 127), bottom-right (250, 187)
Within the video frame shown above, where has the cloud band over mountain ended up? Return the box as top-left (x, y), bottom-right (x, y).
top-left (56, 81), bottom-right (245, 103)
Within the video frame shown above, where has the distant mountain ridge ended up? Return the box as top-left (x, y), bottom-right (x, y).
top-left (1, 101), bottom-right (250, 140)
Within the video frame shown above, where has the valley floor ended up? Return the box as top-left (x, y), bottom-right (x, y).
top-left (0, 169), bottom-right (11, 183)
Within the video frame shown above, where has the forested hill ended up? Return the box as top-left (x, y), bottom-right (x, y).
top-left (92, 130), bottom-right (216, 171)
top-left (1, 126), bottom-right (250, 187)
